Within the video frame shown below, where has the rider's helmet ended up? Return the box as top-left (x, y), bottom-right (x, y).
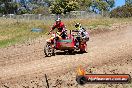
top-left (56, 17), bottom-right (61, 25)
top-left (75, 23), bottom-right (81, 29)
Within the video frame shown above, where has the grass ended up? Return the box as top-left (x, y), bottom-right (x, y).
top-left (0, 17), bottom-right (132, 48)
top-left (0, 18), bottom-right (46, 47)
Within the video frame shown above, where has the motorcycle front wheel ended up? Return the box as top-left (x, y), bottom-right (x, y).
top-left (44, 43), bottom-right (55, 57)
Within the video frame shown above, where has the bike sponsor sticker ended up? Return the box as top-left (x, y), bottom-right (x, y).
top-left (58, 39), bottom-right (72, 43)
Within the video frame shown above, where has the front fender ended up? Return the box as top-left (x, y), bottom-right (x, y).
top-left (46, 37), bottom-right (54, 44)
top-left (46, 39), bottom-right (51, 43)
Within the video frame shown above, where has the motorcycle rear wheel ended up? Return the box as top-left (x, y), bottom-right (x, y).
top-left (80, 43), bottom-right (87, 53)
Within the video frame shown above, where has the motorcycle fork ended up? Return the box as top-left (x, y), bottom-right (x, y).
top-left (53, 33), bottom-right (57, 48)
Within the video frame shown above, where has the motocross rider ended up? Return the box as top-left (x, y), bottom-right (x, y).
top-left (74, 23), bottom-right (89, 47)
top-left (48, 18), bottom-right (67, 45)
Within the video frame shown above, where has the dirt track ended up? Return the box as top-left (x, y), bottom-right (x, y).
top-left (0, 24), bottom-right (132, 88)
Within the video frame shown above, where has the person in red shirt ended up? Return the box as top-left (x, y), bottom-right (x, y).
top-left (49, 18), bottom-right (67, 39)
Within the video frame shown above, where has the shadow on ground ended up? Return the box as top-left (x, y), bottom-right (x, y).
top-left (55, 51), bottom-right (87, 55)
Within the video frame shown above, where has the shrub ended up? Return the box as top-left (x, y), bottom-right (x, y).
top-left (110, 4), bottom-right (132, 18)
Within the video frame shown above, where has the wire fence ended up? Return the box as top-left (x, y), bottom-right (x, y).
top-left (0, 11), bottom-right (102, 21)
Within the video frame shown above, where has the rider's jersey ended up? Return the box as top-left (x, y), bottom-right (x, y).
top-left (78, 28), bottom-right (89, 38)
top-left (52, 22), bottom-right (65, 32)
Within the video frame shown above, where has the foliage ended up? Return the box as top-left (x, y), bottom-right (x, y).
top-left (91, 0), bottom-right (115, 14)
top-left (17, 8), bottom-right (29, 14)
top-left (65, 1), bottom-right (79, 13)
top-left (49, 0), bottom-right (115, 15)
top-left (49, 1), bottom-right (64, 14)
top-left (0, 1), bottom-right (18, 14)
top-left (110, 4), bottom-right (132, 18)
top-left (0, 0), bottom-right (115, 15)
top-left (49, 0), bottom-right (93, 14)
top-left (49, 0), bottom-right (80, 14)
top-left (76, 0), bottom-right (92, 11)
top-left (107, 0), bottom-right (115, 8)
top-left (32, 6), bottom-right (50, 15)
top-left (125, 0), bottom-right (132, 5)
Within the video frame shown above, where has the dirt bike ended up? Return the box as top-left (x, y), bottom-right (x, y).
top-left (44, 30), bottom-right (88, 57)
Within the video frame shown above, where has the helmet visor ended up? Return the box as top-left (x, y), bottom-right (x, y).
top-left (75, 24), bottom-right (79, 28)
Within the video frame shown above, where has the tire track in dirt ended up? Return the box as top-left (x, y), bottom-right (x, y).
top-left (0, 25), bottom-right (132, 86)
top-left (0, 38), bottom-right (46, 66)
top-left (0, 49), bottom-right (44, 66)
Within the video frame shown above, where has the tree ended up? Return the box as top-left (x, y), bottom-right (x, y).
top-left (49, 1), bottom-right (64, 14)
top-left (20, 0), bottom-right (26, 5)
top-left (125, 0), bottom-right (132, 5)
top-left (65, 1), bottom-right (79, 13)
top-left (77, 0), bottom-right (92, 11)
top-left (110, 4), bottom-right (132, 18)
top-left (91, 0), bottom-right (115, 15)
top-left (49, 0), bottom-right (79, 14)
top-left (17, 7), bottom-right (29, 14)
top-left (107, 0), bottom-right (115, 8)
top-left (32, 6), bottom-right (50, 15)
top-left (0, 0), bottom-right (18, 14)
top-left (96, 0), bottom-right (109, 15)
top-left (43, 0), bottom-right (54, 6)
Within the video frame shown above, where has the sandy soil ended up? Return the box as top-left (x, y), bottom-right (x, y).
top-left (0, 23), bottom-right (132, 88)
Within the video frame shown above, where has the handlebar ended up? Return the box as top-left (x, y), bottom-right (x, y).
top-left (47, 31), bottom-right (62, 36)
top-left (48, 32), bottom-right (51, 35)
top-left (72, 30), bottom-right (79, 32)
